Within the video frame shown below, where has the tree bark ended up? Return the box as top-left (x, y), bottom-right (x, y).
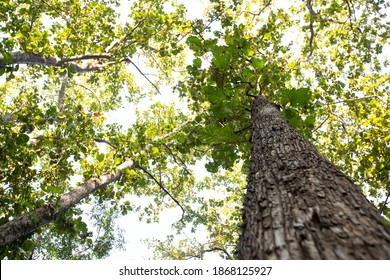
top-left (0, 120), bottom-right (189, 247)
top-left (0, 160), bottom-right (134, 247)
top-left (0, 52), bottom-right (114, 73)
top-left (237, 95), bottom-right (390, 259)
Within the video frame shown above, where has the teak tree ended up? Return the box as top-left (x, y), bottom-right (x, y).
top-left (1, 0), bottom-right (389, 260)
top-left (237, 95), bottom-right (390, 259)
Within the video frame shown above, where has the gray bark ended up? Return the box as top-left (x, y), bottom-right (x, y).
top-left (0, 120), bottom-right (189, 247)
top-left (0, 52), bottom-right (113, 73)
top-left (237, 95), bottom-right (390, 259)
top-left (0, 160), bottom-right (134, 247)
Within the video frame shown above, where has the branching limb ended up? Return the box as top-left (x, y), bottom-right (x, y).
top-left (94, 138), bottom-right (118, 150)
top-left (186, 246), bottom-right (233, 260)
top-left (306, 0), bottom-right (317, 15)
top-left (57, 76), bottom-right (68, 111)
top-left (379, 190), bottom-right (390, 215)
top-left (163, 144), bottom-right (192, 175)
top-left (137, 164), bottom-right (185, 223)
top-left (0, 120), bottom-right (191, 246)
top-left (28, 233), bottom-right (42, 260)
top-left (124, 58), bottom-right (162, 94)
top-left (306, 0), bottom-right (317, 59)
top-left (0, 52), bottom-right (117, 73)
top-left (313, 115), bottom-right (329, 133)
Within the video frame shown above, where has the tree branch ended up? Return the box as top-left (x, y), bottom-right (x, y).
top-left (94, 138), bottom-right (118, 150)
top-left (137, 164), bottom-right (185, 223)
top-left (0, 120), bottom-right (191, 246)
top-left (379, 190), bottom-right (390, 215)
top-left (124, 58), bottom-right (162, 94)
top-left (163, 144), bottom-right (192, 175)
top-left (57, 76), bottom-right (68, 111)
top-left (306, 0), bottom-right (316, 59)
top-left (0, 52), bottom-right (116, 73)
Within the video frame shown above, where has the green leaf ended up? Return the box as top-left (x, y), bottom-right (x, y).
top-left (187, 36), bottom-right (202, 52)
top-left (2, 52), bottom-right (12, 64)
top-left (193, 57), bottom-right (202, 68)
top-left (96, 153), bottom-right (105, 162)
top-left (252, 57), bottom-right (266, 70)
top-left (17, 134), bottom-right (30, 144)
top-left (290, 88), bottom-right (311, 107)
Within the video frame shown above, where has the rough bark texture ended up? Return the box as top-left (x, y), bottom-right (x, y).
top-left (237, 95), bottom-right (390, 259)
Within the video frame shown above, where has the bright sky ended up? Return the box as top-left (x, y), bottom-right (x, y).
top-left (103, 0), bottom-right (211, 260)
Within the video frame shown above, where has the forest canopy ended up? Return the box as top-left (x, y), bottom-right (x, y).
top-left (0, 0), bottom-right (389, 259)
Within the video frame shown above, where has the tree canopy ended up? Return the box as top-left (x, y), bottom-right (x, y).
top-left (0, 0), bottom-right (389, 259)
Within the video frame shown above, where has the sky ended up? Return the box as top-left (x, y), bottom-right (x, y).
top-left (103, 0), bottom-right (212, 260)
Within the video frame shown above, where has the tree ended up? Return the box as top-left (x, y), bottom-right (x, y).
top-left (1, 0), bottom-right (389, 260)
top-left (237, 95), bottom-right (390, 259)
top-left (177, 0), bottom-right (390, 259)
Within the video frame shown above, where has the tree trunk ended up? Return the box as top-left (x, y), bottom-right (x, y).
top-left (0, 120), bottom-right (188, 247)
top-left (237, 95), bottom-right (390, 259)
top-left (0, 161), bottom-right (134, 247)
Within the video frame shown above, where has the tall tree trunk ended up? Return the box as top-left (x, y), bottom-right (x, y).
top-left (237, 95), bottom-right (390, 259)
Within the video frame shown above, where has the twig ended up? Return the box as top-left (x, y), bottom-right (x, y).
top-left (74, 83), bottom-right (102, 107)
top-left (186, 246), bottom-right (233, 260)
top-left (125, 58), bottom-right (162, 95)
top-left (203, 247), bottom-right (233, 260)
top-left (28, 233), bottom-right (42, 260)
top-left (379, 190), bottom-right (390, 215)
top-left (313, 115), bottom-right (329, 133)
top-left (333, 95), bottom-right (382, 104)
top-left (137, 165), bottom-right (185, 223)
top-left (94, 138), bottom-right (118, 150)
top-left (241, 0), bottom-right (272, 19)
top-left (163, 144), bottom-right (192, 175)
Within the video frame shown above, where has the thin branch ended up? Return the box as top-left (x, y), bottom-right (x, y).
top-left (306, 0), bottom-right (316, 59)
top-left (94, 138), bottom-right (118, 150)
top-left (40, 0), bottom-right (81, 40)
top-left (240, 0), bottom-right (272, 19)
top-left (28, 233), bottom-right (42, 260)
top-left (203, 247), bottom-right (233, 260)
top-left (74, 83), bottom-right (102, 106)
top-left (333, 95), bottom-right (383, 104)
top-left (313, 115), bottom-right (329, 133)
top-left (306, 0), bottom-right (317, 15)
top-left (163, 144), bottom-right (192, 175)
top-left (379, 190), bottom-right (390, 215)
top-left (137, 164), bottom-right (185, 223)
top-left (125, 58), bottom-right (162, 94)
top-left (186, 246), bottom-right (233, 260)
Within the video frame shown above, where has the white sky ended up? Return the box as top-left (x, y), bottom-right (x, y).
top-left (104, 0), bottom-right (211, 260)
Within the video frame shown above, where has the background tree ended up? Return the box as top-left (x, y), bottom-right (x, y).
top-left (1, 0), bottom-right (389, 260)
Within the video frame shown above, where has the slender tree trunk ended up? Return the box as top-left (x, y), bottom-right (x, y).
top-left (0, 161), bottom-right (134, 247)
top-left (0, 120), bottom-right (189, 247)
top-left (237, 95), bottom-right (390, 259)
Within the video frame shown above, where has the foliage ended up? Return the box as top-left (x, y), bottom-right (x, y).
top-left (0, 0), bottom-right (389, 259)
